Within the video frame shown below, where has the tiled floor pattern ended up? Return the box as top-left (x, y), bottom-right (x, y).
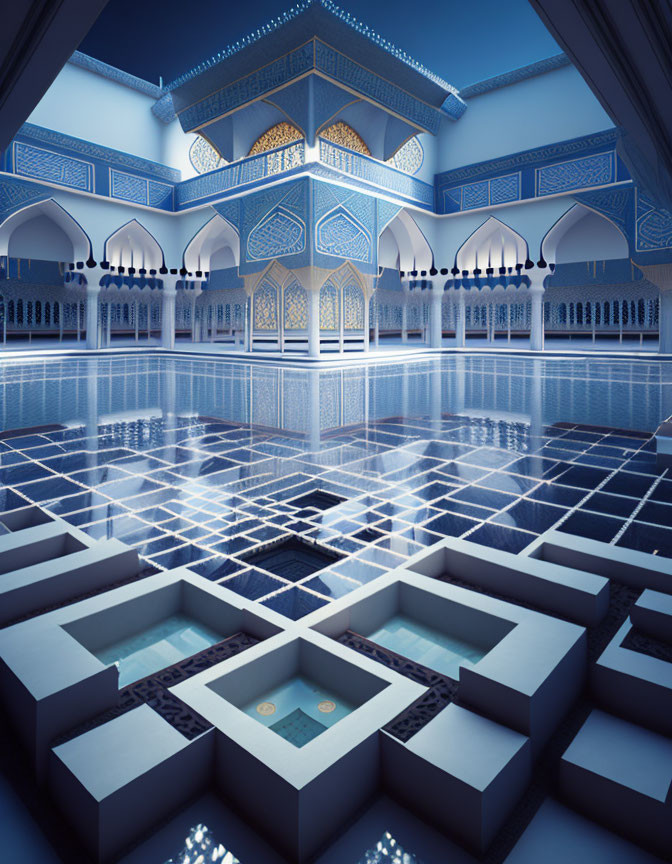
top-left (1, 413), bottom-right (671, 619)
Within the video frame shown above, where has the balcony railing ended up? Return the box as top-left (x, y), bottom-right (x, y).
top-left (177, 141), bottom-right (306, 208)
top-left (318, 139), bottom-right (434, 208)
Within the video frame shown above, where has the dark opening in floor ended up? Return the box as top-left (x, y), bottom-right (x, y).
top-left (241, 536), bottom-right (343, 581)
top-left (289, 489), bottom-right (346, 511)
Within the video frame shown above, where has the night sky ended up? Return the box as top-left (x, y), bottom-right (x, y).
top-left (78, 0), bottom-right (559, 90)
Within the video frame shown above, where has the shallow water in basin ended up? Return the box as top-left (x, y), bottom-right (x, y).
top-left (243, 676), bottom-right (354, 747)
top-left (95, 613), bottom-right (222, 687)
top-left (368, 614), bottom-right (487, 679)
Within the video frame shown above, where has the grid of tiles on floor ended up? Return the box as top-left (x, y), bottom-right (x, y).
top-left (1, 412), bottom-right (671, 619)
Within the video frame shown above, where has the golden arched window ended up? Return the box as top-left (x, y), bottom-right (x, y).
top-left (319, 122), bottom-right (370, 156)
top-left (248, 122), bottom-right (303, 156)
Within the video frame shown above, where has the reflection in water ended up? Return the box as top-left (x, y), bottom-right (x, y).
top-left (1, 354), bottom-right (671, 437)
top-left (358, 831), bottom-right (424, 863)
top-left (164, 823), bottom-right (239, 864)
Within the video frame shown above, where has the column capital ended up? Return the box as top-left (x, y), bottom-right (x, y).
top-left (527, 266), bottom-right (548, 292)
top-left (84, 266), bottom-right (106, 291)
top-left (161, 274), bottom-right (180, 294)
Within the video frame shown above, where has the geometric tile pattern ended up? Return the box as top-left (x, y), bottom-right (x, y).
top-left (13, 142), bottom-right (93, 192)
top-left (316, 208), bottom-right (371, 262)
top-left (536, 151), bottom-right (615, 196)
top-left (319, 280), bottom-right (339, 329)
top-left (283, 280), bottom-right (308, 329)
top-left (386, 136), bottom-right (423, 176)
top-left (343, 283), bottom-right (365, 329)
top-left (188, 136), bottom-right (226, 175)
top-left (2, 356), bottom-right (671, 623)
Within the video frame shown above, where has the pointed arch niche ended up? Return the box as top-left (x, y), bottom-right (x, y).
top-left (455, 217), bottom-right (528, 272)
top-left (105, 220), bottom-right (164, 272)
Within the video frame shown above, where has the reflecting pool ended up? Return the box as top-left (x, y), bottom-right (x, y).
top-left (1, 354), bottom-right (672, 618)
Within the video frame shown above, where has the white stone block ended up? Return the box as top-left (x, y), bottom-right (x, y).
top-left (560, 710), bottom-right (672, 857)
top-left (382, 703), bottom-right (531, 852)
top-left (50, 705), bottom-right (213, 863)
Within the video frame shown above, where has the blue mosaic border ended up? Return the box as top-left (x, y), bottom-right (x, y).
top-left (177, 43), bottom-right (314, 132)
top-left (12, 141), bottom-right (94, 193)
top-left (15, 124), bottom-right (179, 183)
top-left (436, 129), bottom-right (626, 214)
top-left (109, 169), bottom-right (174, 210)
top-left (177, 41), bottom-right (445, 136)
top-left (69, 51), bottom-right (163, 99)
top-left (460, 54), bottom-right (571, 99)
top-left (536, 151), bottom-right (615, 197)
top-left (635, 189), bottom-right (672, 253)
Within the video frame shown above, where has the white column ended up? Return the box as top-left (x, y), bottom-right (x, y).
top-left (308, 289), bottom-right (320, 357)
top-left (161, 276), bottom-right (178, 350)
top-left (528, 268), bottom-right (547, 352)
top-left (401, 280), bottom-right (410, 343)
top-left (338, 291), bottom-right (345, 353)
top-left (244, 296), bottom-right (251, 351)
top-left (85, 271), bottom-right (102, 350)
top-left (429, 284), bottom-right (442, 349)
top-left (661, 289), bottom-right (672, 353)
top-left (638, 263), bottom-right (672, 354)
top-left (455, 290), bottom-right (466, 348)
top-left (363, 293), bottom-right (370, 352)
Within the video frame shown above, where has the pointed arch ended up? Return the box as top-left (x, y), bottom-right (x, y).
top-left (316, 205), bottom-right (372, 263)
top-left (189, 135), bottom-right (226, 175)
top-left (252, 265), bottom-right (282, 331)
top-left (248, 122), bottom-right (303, 156)
top-left (283, 278), bottom-right (308, 330)
top-left (104, 220), bottom-right (164, 271)
top-left (183, 214), bottom-right (240, 273)
top-left (455, 217), bottom-right (528, 272)
top-left (319, 121), bottom-right (371, 156)
top-left (378, 209), bottom-right (433, 272)
top-left (541, 203), bottom-right (629, 264)
top-left (0, 199), bottom-right (91, 261)
top-left (319, 278), bottom-right (340, 331)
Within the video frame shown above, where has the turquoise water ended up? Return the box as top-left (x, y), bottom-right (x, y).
top-left (95, 614), bottom-right (222, 687)
top-left (243, 676), bottom-right (353, 747)
top-left (368, 614), bottom-right (486, 678)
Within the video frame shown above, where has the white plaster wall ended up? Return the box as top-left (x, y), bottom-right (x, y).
top-left (162, 121), bottom-right (198, 180)
top-left (28, 63), bottom-right (164, 164)
top-left (431, 196), bottom-right (577, 266)
top-left (413, 132), bottom-right (437, 185)
top-left (439, 65), bottom-right (614, 173)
